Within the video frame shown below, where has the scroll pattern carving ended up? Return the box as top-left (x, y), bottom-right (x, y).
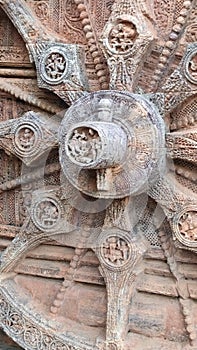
top-left (182, 3), bottom-right (197, 44)
top-left (184, 47), bottom-right (197, 84)
top-left (0, 288), bottom-right (92, 350)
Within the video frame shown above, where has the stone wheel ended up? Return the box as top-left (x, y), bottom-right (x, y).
top-left (0, 1), bottom-right (196, 349)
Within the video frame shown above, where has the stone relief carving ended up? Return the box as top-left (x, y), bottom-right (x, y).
top-left (173, 206), bottom-right (197, 248)
top-left (101, 0), bottom-right (157, 91)
top-left (0, 0), bottom-right (196, 349)
top-left (184, 45), bottom-right (197, 85)
top-left (101, 235), bottom-right (131, 267)
top-left (0, 0), bottom-right (89, 104)
top-left (59, 90), bottom-right (166, 199)
top-left (0, 111), bottom-right (58, 165)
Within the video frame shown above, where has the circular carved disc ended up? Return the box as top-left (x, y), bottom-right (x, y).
top-left (59, 90), bottom-right (166, 199)
top-left (173, 205), bottom-right (197, 248)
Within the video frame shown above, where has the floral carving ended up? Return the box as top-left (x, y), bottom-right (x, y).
top-left (183, 46), bottom-right (197, 85)
top-left (33, 1), bottom-right (49, 22)
top-left (23, 326), bottom-right (42, 348)
top-left (7, 312), bottom-right (25, 335)
top-left (0, 297), bottom-right (10, 323)
top-left (186, 24), bottom-right (197, 43)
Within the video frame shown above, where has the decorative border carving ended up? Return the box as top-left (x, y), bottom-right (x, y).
top-left (12, 121), bottom-right (42, 158)
top-left (0, 285), bottom-right (95, 350)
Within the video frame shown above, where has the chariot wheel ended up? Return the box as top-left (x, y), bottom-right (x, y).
top-left (0, 1), bottom-right (197, 349)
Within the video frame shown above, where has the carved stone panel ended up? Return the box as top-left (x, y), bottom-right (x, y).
top-left (0, 1), bottom-right (197, 350)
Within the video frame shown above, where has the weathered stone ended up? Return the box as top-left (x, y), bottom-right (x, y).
top-left (0, 0), bottom-right (196, 349)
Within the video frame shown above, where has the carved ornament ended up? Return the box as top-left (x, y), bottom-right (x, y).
top-left (0, 0), bottom-right (196, 349)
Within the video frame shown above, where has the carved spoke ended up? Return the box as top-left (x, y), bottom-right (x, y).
top-left (101, 0), bottom-right (156, 91)
top-left (0, 0), bottom-right (196, 349)
top-left (0, 0), bottom-right (89, 104)
top-left (94, 198), bottom-right (146, 349)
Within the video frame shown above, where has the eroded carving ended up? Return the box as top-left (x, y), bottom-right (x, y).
top-left (173, 206), bottom-right (197, 248)
top-left (0, 1), bottom-right (197, 350)
top-left (101, 235), bottom-right (131, 268)
top-left (184, 47), bottom-right (197, 85)
top-left (101, 0), bottom-right (156, 90)
top-left (59, 90), bottom-right (166, 199)
top-left (31, 198), bottom-right (61, 231)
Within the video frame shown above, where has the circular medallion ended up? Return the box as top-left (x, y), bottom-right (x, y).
top-left (184, 48), bottom-right (197, 85)
top-left (96, 228), bottom-right (135, 271)
top-left (65, 122), bottom-right (127, 169)
top-left (100, 235), bottom-right (131, 269)
top-left (31, 197), bottom-right (61, 232)
top-left (23, 326), bottom-right (41, 349)
top-left (7, 312), bottom-right (25, 335)
top-left (40, 47), bottom-right (68, 85)
top-left (66, 126), bottom-right (103, 166)
top-left (59, 90), bottom-right (166, 199)
top-left (108, 20), bottom-right (138, 54)
top-left (13, 122), bottom-right (42, 158)
top-left (173, 206), bottom-right (197, 247)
